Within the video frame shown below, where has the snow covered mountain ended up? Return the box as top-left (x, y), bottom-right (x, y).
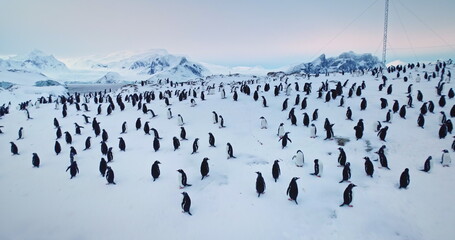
top-left (95, 72), bottom-right (127, 84)
top-left (0, 50), bottom-right (68, 73)
top-left (288, 51), bottom-right (382, 74)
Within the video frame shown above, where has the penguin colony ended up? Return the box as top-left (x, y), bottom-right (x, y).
top-left (0, 61), bottom-right (454, 220)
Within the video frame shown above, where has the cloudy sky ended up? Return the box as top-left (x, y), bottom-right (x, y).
top-left (0, 0), bottom-right (454, 68)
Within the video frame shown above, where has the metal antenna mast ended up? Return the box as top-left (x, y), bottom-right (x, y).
top-left (382, 0), bottom-right (390, 64)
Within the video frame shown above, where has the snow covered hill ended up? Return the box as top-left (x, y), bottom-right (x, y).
top-left (0, 49), bottom-right (68, 73)
top-left (0, 59), bottom-right (454, 240)
top-left (288, 51), bottom-right (382, 74)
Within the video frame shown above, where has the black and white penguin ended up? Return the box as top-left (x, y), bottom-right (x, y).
top-left (312, 109), bottom-right (319, 121)
top-left (153, 137), bottom-right (160, 152)
top-left (421, 156), bottom-right (432, 172)
top-left (56, 126), bottom-right (62, 139)
top-left (310, 159), bottom-right (323, 177)
top-left (208, 133), bottom-right (215, 147)
top-left (167, 108), bottom-right (173, 119)
top-left (10, 142), bottom-right (19, 155)
top-left (66, 161), bottom-right (79, 179)
top-left (54, 141), bottom-right (61, 155)
top-left (256, 172), bottom-right (266, 197)
top-left (441, 149), bottom-right (451, 167)
top-left (177, 169), bottom-right (192, 188)
top-left (428, 101), bottom-right (435, 113)
top-left (177, 114), bottom-right (184, 126)
top-left (279, 132), bottom-right (292, 149)
top-left (121, 121), bottom-right (127, 134)
top-left (212, 111), bottom-right (218, 123)
top-left (380, 98), bottom-right (388, 109)
top-left (439, 111), bottom-right (447, 124)
top-left (346, 107), bottom-right (352, 120)
top-left (338, 96), bottom-right (345, 107)
top-left (191, 138), bottom-right (199, 154)
top-left (302, 113), bottom-right (310, 127)
top-left (106, 166), bottom-right (116, 185)
top-left (277, 123), bottom-right (285, 137)
top-left (338, 147), bottom-right (347, 166)
top-left (282, 98), bottom-right (289, 111)
top-left (364, 157), bottom-right (374, 177)
top-left (143, 121), bottom-right (151, 135)
top-left (377, 149), bottom-right (390, 170)
top-left (339, 162), bottom-right (351, 183)
top-left (102, 129), bottom-right (109, 142)
top-left (118, 137), bottom-right (126, 151)
top-left (74, 123), bottom-right (83, 135)
top-left (64, 131), bottom-right (72, 144)
top-left (173, 137), bottom-right (180, 151)
top-left (360, 98), bottom-right (367, 111)
top-left (181, 192), bottom-right (192, 216)
top-left (374, 121), bottom-right (382, 132)
top-left (99, 158), bottom-right (107, 177)
top-left (340, 183), bottom-right (356, 207)
top-left (439, 123), bottom-right (448, 139)
top-left (272, 160), bottom-right (280, 182)
top-left (354, 125), bottom-right (363, 140)
top-left (377, 126), bottom-right (388, 141)
top-left (54, 118), bottom-right (60, 129)
top-left (151, 161), bottom-right (161, 181)
top-left (301, 97), bottom-right (307, 110)
top-left (399, 105), bottom-right (407, 119)
top-left (261, 96), bottom-right (268, 107)
top-left (417, 114), bottom-right (425, 128)
top-left (219, 115), bottom-right (225, 128)
top-left (83, 136), bottom-right (91, 150)
top-left (384, 109), bottom-right (393, 123)
top-left (310, 123), bottom-right (317, 138)
top-left (286, 177), bottom-right (300, 205)
top-left (387, 84), bottom-right (393, 95)
top-left (32, 153), bottom-right (40, 168)
top-left (180, 127), bottom-right (187, 140)
top-left (227, 142), bottom-right (235, 159)
top-left (392, 100), bottom-right (399, 113)
top-left (260, 116), bottom-right (268, 129)
top-left (399, 168), bottom-right (410, 189)
top-left (136, 117), bottom-right (141, 130)
top-left (107, 147), bottom-right (113, 162)
top-left (200, 157), bottom-right (210, 180)
top-left (100, 141), bottom-right (108, 155)
top-left (17, 127), bottom-right (23, 140)
top-left (439, 95), bottom-right (446, 107)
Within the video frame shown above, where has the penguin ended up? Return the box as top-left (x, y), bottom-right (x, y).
top-left (354, 125), bottom-right (363, 140)
top-left (377, 150), bottom-right (390, 170)
top-left (70, 146), bottom-right (77, 161)
top-left (32, 153), bottom-right (40, 168)
top-left (99, 158), bottom-right (107, 177)
top-left (428, 101), bottom-right (435, 113)
top-left (10, 142), bottom-right (19, 155)
top-left (420, 102), bottom-right (428, 115)
top-left (417, 114), bottom-right (425, 128)
top-left (177, 169), bottom-right (192, 188)
top-left (181, 192), bottom-right (192, 216)
top-left (233, 90), bottom-right (238, 101)
top-left (301, 97), bottom-right (307, 110)
top-left (106, 166), bottom-right (116, 185)
top-left (100, 141), bottom-right (108, 155)
top-left (282, 98), bottom-right (289, 111)
top-left (260, 116), bottom-right (268, 129)
top-left (118, 137), bottom-right (126, 151)
top-left (219, 115), bottom-right (225, 128)
top-left (439, 95), bottom-right (446, 107)
top-left (121, 121), bottom-right (127, 134)
top-left (302, 113), bottom-right (310, 127)
top-left (447, 119), bottom-right (453, 134)
top-left (191, 138), bottom-right (199, 154)
top-left (439, 111), bottom-right (447, 124)
top-left (135, 118), bottom-right (141, 130)
top-left (310, 124), bottom-right (317, 138)
top-left (102, 129), bottom-right (109, 142)
top-left (324, 122), bottom-right (335, 140)
top-left (339, 162), bottom-right (351, 183)
top-left (74, 123), bottom-right (84, 135)
top-left (338, 147), bottom-right (347, 166)
top-left (200, 157), bottom-right (209, 180)
top-left (399, 105), bottom-right (407, 119)
top-left (143, 122), bottom-right (151, 135)
top-left (66, 161), bottom-right (79, 179)
top-left (293, 150), bottom-right (304, 167)
top-left (421, 156), bottom-right (432, 172)
top-left (272, 160), bottom-right (280, 182)
top-left (377, 126), bottom-right (388, 141)
top-left (380, 98), bottom-right (388, 109)
top-left (53, 118), bottom-right (60, 128)
top-left (212, 111), bottom-right (218, 123)
top-left (290, 113), bottom-right (297, 126)
top-left (190, 98), bottom-right (197, 107)
top-left (387, 84), bottom-right (393, 95)
top-left (407, 95), bottom-right (413, 108)
top-left (256, 172), bottom-right (266, 197)
top-left (17, 127), bottom-right (23, 140)
top-left (279, 132), bottom-right (292, 149)
top-left (340, 183), bottom-right (357, 207)
top-left (441, 149), bottom-right (451, 167)
top-left (399, 168), bottom-right (410, 189)
top-left (310, 159), bottom-right (323, 177)
top-left (286, 177), bottom-right (299, 205)
top-left (439, 123), bottom-right (448, 139)
top-left (346, 107), bottom-right (352, 120)
top-left (107, 147), bottom-right (113, 163)
top-left (227, 142), bottom-right (235, 159)
top-left (392, 100), bottom-right (399, 113)
top-left (177, 114), bottom-right (184, 126)
top-left (338, 96), bottom-right (345, 107)
top-left (173, 137), bottom-right (180, 151)
top-left (151, 161), bottom-right (161, 181)
top-left (64, 131), bottom-right (72, 144)
top-left (153, 137), bottom-right (160, 152)
top-left (295, 94), bottom-right (300, 106)
top-left (208, 132), bottom-right (215, 147)
top-left (360, 98), bottom-right (367, 111)
top-left (82, 136), bottom-right (91, 150)
top-left (54, 141), bottom-right (61, 155)
top-left (261, 96), bottom-right (268, 107)
top-left (374, 121), bottom-right (382, 132)
top-left (277, 123), bottom-right (285, 137)
top-left (180, 127), bottom-right (187, 140)
top-left (364, 157), bottom-right (374, 177)
top-left (312, 109), bottom-right (319, 121)
top-left (384, 109), bottom-right (392, 123)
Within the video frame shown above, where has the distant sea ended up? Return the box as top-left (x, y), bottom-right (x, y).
top-left (65, 83), bottom-right (127, 94)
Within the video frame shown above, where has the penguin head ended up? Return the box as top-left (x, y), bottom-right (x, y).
top-left (404, 168), bottom-right (409, 172)
top-left (314, 159), bottom-right (319, 163)
top-left (280, 123), bottom-right (284, 126)
top-left (349, 183), bottom-right (357, 188)
top-left (363, 157), bottom-right (370, 161)
top-left (274, 159), bottom-right (280, 163)
top-left (255, 171), bottom-right (262, 176)
top-left (443, 149), bottom-right (449, 153)
top-left (118, 137), bottom-right (122, 140)
top-left (10, 141), bottom-right (14, 144)
top-left (260, 116), bottom-right (264, 119)
top-left (177, 169), bottom-right (183, 173)
top-left (203, 157), bottom-right (209, 161)
top-left (181, 192), bottom-right (187, 196)
top-left (293, 177), bottom-right (300, 181)
top-left (33, 153), bottom-right (37, 156)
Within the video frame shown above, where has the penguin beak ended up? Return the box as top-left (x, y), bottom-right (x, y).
top-left (352, 184), bottom-right (357, 187)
